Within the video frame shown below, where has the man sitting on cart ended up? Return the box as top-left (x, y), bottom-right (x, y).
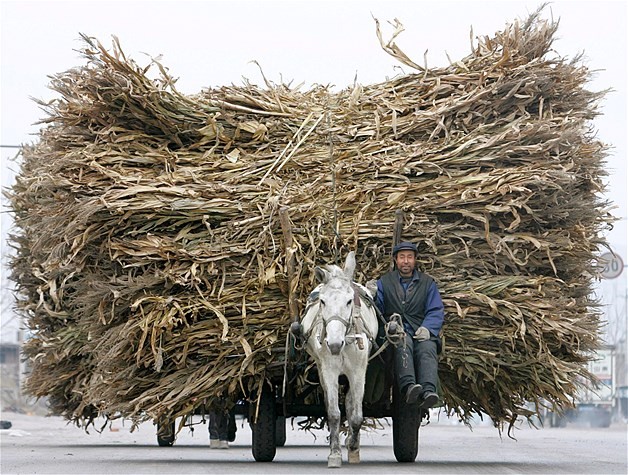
top-left (371, 241), bottom-right (444, 410)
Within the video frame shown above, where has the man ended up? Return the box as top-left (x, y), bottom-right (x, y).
top-left (373, 241), bottom-right (444, 409)
top-left (209, 410), bottom-right (230, 449)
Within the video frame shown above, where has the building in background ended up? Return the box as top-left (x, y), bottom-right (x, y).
top-left (0, 341), bottom-right (20, 411)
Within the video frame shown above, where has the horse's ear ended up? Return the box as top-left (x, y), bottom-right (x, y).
top-left (315, 266), bottom-right (329, 283)
top-left (343, 251), bottom-right (356, 281)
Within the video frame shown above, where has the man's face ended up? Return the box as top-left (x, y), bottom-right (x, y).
top-left (395, 250), bottom-right (416, 277)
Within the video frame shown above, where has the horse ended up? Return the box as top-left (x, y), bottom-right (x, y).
top-left (298, 251), bottom-right (379, 468)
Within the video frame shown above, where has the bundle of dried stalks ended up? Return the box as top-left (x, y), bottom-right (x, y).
top-left (8, 7), bottom-right (614, 434)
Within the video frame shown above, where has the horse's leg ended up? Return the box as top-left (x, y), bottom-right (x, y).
top-left (344, 382), bottom-right (360, 464)
top-left (345, 356), bottom-right (367, 464)
top-left (320, 367), bottom-right (342, 468)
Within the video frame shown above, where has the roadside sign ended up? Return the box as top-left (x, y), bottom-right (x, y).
top-left (599, 252), bottom-right (624, 279)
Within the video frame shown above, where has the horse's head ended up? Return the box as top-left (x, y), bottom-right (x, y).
top-left (314, 251), bottom-right (357, 356)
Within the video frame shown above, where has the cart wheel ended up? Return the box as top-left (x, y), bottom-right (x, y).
top-left (156, 421), bottom-right (176, 447)
top-left (251, 384), bottom-right (276, 462)
top-left (275, 415), bottom-right (286, 447)
top-left (392, 386), bottom-right (420, 462)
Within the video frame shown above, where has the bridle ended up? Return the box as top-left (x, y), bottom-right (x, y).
top-left (283, 279), bottom-right (380, 398)
top-left (317, 307), bottom-right (355, 345)
top-left (308, 283), bottom-right (372, 350)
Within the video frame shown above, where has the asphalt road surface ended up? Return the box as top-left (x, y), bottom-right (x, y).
top-left (1, 410), bottom-right (626, 474)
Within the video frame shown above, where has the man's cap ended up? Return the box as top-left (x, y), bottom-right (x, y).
top-left (393, 241), bottom-right (418, 256)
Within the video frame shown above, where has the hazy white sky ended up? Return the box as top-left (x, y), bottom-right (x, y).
top-left (1, 0), bottom-right (626, 340)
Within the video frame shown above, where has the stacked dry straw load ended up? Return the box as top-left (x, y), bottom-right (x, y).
top-left (8, 8), bottom-right (614, 433)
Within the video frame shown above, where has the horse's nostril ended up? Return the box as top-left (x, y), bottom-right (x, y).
top-left (327, 340), bottom-right (344, 355)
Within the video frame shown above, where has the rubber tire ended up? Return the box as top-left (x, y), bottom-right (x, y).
top-left (251, 385), bottom-right (277, 462)
top-left (157, 421), bottom-right (175, 447)
top-left (275, 416), bottom-right (286, 447)
top-left (392, 386), bottom-right (420, 462)
top-left (228, 413), bottom-right (237, 442)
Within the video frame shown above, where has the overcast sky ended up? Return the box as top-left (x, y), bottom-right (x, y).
top-left (1, 0), bottom-right (626, 341)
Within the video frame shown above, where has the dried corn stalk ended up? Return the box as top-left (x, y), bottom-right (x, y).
top-left (8, 6), bottom-right (614, 434)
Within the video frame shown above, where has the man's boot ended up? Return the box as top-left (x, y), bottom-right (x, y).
top-left (404, 384), bottom-right (423, 404)
top-left (419, 391), bottom-right (439, 409)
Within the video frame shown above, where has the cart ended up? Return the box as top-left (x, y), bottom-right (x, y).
top-left (245, 339), bottom-right (427, 463)
top-left (155, 325), bottom-right (426, 463)
top-left (157, 209), bottom-right (425, 462)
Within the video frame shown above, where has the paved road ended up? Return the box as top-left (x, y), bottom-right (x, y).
top-left (1, 411), bottom-right (626, 474)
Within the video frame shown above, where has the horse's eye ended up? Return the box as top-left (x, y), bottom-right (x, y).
top-left (320, 299), bottom-right (326, 306)
top-left (347, 299), bottom-right (352, 307)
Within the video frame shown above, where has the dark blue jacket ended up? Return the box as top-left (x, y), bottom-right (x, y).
top-left (375, 269), bottom-right (444, 337)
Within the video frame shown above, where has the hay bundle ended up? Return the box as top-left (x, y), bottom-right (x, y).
top-left (8, 8), bottom-right (614, 432)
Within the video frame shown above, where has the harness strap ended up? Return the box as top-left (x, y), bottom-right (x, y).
top-left (368, 339), bottom-right (389, 361)
top-left (351, 283), bottom-right (362, 309)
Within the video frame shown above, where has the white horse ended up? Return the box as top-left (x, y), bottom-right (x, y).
top-left (299, 251), bottom-right (379, 468)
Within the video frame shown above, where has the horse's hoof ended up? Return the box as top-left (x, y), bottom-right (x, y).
top-left (327, 454), bottom-right (342, 468)
top-left (348, 450), bottom-right (360, 464)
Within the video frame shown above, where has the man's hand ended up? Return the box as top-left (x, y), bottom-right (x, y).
top-left (365, 279), bottom-right (378, 298)
top-left (413, 326), bottom-right (431, 341)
